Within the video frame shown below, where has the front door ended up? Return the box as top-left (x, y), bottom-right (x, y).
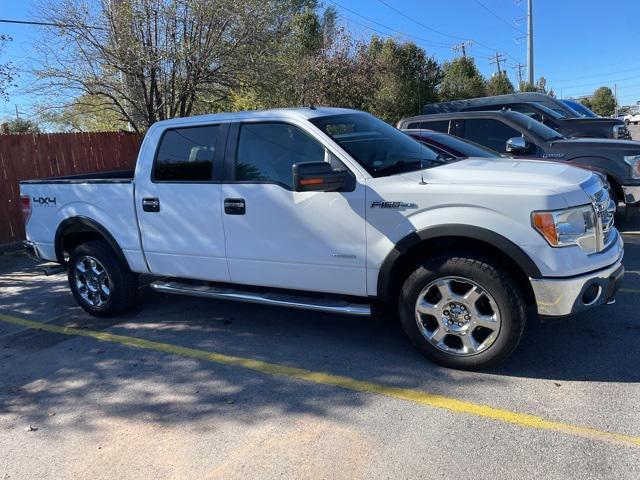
top-left (220, 121), bottom-right (368, 296)
top-left (135, 123), bottom-right (230, 282)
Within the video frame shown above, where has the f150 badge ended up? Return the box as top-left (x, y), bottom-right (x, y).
top-left (371, 201), bottom-right (417, 209)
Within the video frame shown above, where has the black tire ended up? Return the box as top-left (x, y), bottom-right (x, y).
top-left (625, 119), bottom-right (630, 125)
top-left (398, 252), bottom-right (526, 370)
top-left (67, 240), bottom-right (138, 317)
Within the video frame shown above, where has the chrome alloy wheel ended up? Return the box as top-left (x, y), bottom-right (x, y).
top-left (415, 276), bottom-right (501, 356)
top-left (74, 256), bottom-right (111, 307)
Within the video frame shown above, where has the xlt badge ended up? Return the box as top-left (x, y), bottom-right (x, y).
top-left (371, 201), bottom-right (417, 209)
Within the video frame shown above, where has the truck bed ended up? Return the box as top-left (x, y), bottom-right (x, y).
top-left (19, 170), bottom-right (145, 271)
top-left (20, 169), bottom-right (134, 184)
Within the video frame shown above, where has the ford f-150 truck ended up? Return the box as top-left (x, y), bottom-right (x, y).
top-left (20, 108), bottom-right (624, 370)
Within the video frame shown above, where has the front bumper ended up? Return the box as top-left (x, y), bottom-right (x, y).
top-left (530, 257), bottom-right (624, 318)
top-left (622, 184), bottom-right (640, 205)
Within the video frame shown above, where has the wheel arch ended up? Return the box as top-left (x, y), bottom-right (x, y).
top-left (376, 225), bottom-right (540, 303)
top-left (54, 216), bottom-right (129, 268)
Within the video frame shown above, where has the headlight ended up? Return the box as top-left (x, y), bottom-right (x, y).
top-left (532, 205), bottom-right (597, 253)
top-left (623, 155), bottom-right (640, 179)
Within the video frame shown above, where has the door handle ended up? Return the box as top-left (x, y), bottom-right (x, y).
top-left (142, 197), bottom-right (160, 212)
top-left (224, 198), bottom-right (245, 215)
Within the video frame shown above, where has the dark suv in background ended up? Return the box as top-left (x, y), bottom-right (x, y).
top-left (398, 110), bottom-right (640, 206)
top-left (420, 92), bottom-right (630, 140)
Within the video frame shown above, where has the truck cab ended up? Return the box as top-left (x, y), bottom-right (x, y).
top-left (20, 108), bottom-right (624, 370)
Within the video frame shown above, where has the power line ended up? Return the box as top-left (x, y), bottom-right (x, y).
top-left (473, 0), bottom-right (525, 34)
top-left (327, 1), bottom-right (454, 48)
top-left (339, 14), bottom-right (454, 51)
top-left (0, 18), bottom-right (105, 30)
top-left (374, 0), bottom-right (524, 64)
top-left (551, 65), bottom-right (640, 84)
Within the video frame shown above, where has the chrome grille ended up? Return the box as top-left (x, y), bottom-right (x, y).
top-left (591, 186), bottom-right (616, 251)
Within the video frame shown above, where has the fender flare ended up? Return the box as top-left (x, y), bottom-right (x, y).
top-left (376, 224), bottom-right (542, 300)
top-left (54, 216), bottom-right (129, 267)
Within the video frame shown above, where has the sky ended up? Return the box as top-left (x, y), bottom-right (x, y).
top-left (2, 0), bottom-right (640, 121)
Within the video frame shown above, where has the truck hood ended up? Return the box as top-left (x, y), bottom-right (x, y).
top-left (559, 117), bottom-right (625, 126)
top-left (548, 137), bottom-right (640, 156)
top-left (400, 157), bottom-right (593, 190)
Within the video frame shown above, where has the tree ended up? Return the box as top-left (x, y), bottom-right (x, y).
top-left (0, 34), bottom-right (15, 100)
top-left (591, 87), bottom-right (616, 116)
top-left (365, 37), bottom-right (440, 123)
top-left (580, 97), bottom-right (593, 110)
top-left (438, 57), bottom-right (486, 101)
top-left (2, 118), bottom-right (41, 133)
top-left (486, 72), bottom-right (515, 96)
top-left (519, 81), bottom-right (536, 92)
top-left (34, 0), bottom-right (314, 132)
top-left (41, 94), bottom-right (129, 132)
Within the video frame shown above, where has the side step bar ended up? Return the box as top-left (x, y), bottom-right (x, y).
top-left (149, 280), bottom-right (372, 317)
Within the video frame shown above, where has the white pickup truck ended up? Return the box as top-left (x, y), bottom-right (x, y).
top-left (20, 108), bottom-right (624, 369)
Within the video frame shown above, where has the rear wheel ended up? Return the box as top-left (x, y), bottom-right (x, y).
top-left (398, 253), bottom-right (526, 370)
top-left (68, 240), bottom-right (138, 317)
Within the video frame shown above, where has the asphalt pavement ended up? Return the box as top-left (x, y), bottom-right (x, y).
top-left (1, 209), bottom-right (640, 479)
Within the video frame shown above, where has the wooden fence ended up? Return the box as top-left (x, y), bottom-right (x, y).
top-left (0, 132), bottom-right (142, 246)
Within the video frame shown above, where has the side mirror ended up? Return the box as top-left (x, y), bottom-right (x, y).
top-left (292, 162), bottom-right (349, 192)
top-left (506, 136), bottom-right (531, 154)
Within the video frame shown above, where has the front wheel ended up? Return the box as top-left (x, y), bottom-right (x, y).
top-left (68, 240), bottom-right (138, 317)
top-left (398, 253), bottom-right (526, 370)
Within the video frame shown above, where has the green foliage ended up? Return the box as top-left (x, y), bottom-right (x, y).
top-left (4, 118), bottom-right (41, 133)
top-left (365, 37), bottom-right (440, 122)
top-left (580, 97), bottom-right (593, 110)
top-left (590, 87), bottom-right (616, 116)
top-left (486, 73), bottom-right (515, 96)
top-left (438, 57), bottom-right (486, 101)
top-left (42, 94), bottom-right (129, 132)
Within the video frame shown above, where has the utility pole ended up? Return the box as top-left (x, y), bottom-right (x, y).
top-left (452, 40), bottom-right (473, 58)
top-left (527, 0), bottom-right (534, 84)
top-left (490, 52), bottom-right (507, 75)
top-left (512, 62), bottom-right (525, 87)
top-left (14, 105), bottom-right (19, 120)
top-left (614, 83), bottom-right (618, 117)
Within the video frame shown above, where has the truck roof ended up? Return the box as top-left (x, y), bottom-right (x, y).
top-left (149, 107), bottom-right (360, 130)
top-left (422, 92), bottom-right (572, 115)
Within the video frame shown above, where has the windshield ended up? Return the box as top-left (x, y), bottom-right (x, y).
top-left (311, 113), bottom-right (443, 177)
top-left (561, 99), bottom-right (599, 118)
top-left (532, 102), bottom-right (567, 119)
top-left (425, 132), bottom-right (504, 158)
top-left (508, 111), bottom-right (564, 142)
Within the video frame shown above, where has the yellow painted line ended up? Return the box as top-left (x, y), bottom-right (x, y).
top-left (1, 313), bottom-right (639, 449)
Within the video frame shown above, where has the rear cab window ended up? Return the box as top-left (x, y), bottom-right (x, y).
top-left (153, 125), bottom-right (220, 182)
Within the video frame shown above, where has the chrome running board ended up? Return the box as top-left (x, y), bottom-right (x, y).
top-left (150, 280), bottom-right (372, 316)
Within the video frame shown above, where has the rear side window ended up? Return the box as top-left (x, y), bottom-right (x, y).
top-left (407, 120), bottom-right (450, 133)
top-left (154, 125), bottom-right (219, 181)
top-left (235, 123), bottom-right (325, 189)
top-left (462, 119), bottom-right (521, 153)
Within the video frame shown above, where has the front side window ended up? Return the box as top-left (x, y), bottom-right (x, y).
top-left (235, 123), bottom-right (325, 189)
top-left (311, 113), bottom-right (442, 177)
top-left (463, 119), bottom-right (521, 153)
top-left (154, 125), bottom-right (219, 181)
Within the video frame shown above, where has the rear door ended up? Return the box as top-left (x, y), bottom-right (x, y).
top-left (459, 118), bottom-right (525, 154)
top-left (219, 120), bottom-right (368, 296)
top-left (135, 123), bottom-right (230, 281)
